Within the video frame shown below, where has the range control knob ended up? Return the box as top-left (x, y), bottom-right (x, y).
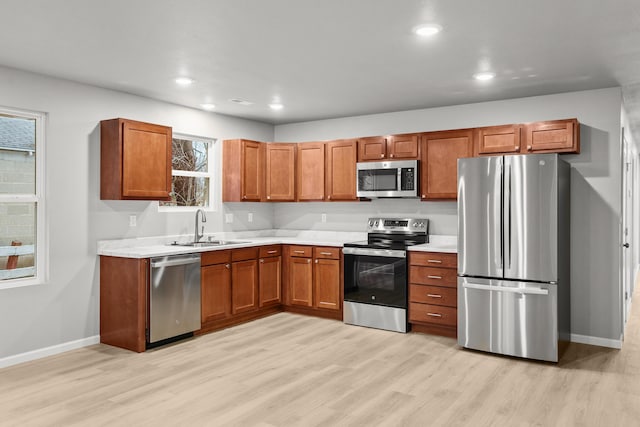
top-left (368, 220), bottom-right (374, 227)
top-left (374, 221), bottom-right (379, 226)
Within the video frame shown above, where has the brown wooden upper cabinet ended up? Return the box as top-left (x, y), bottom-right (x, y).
top-left (297, 142), bottom-right (325, 201)
top-left (476, 124), bottom-right (522, 156)
top-left (357, 134), bottom-right (419, 161)
top-left (223, 139), bottom-right (264, 202)
top-left (265, 143), bottom-right (296, 201)
top-left (523, 118), bottom-right (579, 154)
top-left (326, 139), bottom-right (358, 201)
top-left (421, 129), bottom-right (474, 200)
top-left (100, 118), bottom-right (172, 200)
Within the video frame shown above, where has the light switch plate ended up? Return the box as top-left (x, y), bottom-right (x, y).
top-left (225, 213), bottom-right (234, 223)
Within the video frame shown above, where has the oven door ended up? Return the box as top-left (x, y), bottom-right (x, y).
top-left (343, 248), bottom-right (407, 309)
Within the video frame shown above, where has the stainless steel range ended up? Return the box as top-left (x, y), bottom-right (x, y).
top-left (343, 218), bottom-right (429, 333)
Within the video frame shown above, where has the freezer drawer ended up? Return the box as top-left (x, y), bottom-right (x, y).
top-left (457, 276), bottom-right (558, 362)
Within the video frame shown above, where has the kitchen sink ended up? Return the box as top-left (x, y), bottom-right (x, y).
top-left (168, 240), bottom-right (243, 247)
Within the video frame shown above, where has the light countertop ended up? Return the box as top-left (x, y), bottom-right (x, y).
top-left (98, 230), bottom-right (458, 258)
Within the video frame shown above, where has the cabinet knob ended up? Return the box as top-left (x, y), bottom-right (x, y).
top-left (242, 196), bottom-right (247, 200)
top-left (515, 146), bottom-right (520, 150)
top-left (260, 259), bottom-right (264, 263)
top-left (307, 259), bottom-right (311, 264)
top-left (225, 264), bottom-right (230, 269)
top-left (315, 259), bottom-right (318, 264)
top-left (267, 196), bottom-right (271, 200)
top-left (390, 154), bottom-right (394, 158)
top-left (421, 194), bottom-right (426, 198)
top-left (527, 145), bottom-right (532, 151)
top-left (380, 154), bottom-right (384, 158)
top-left (327, 195), bottom-right (331, 200)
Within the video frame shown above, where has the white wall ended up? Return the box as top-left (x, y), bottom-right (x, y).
top-left (275, 88), bottom-right (624, 343)
top-left (0, 66), bottom-right (274, 360)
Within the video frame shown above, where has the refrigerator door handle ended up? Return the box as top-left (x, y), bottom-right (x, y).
top-left (504, 160), bottom-right (512, 270)
top-left (462, 282), bottom-right (549, 296)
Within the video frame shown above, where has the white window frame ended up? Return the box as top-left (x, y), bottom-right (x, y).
top-left (158, 133), bottom-right (217, 213)
top-left (0, 106), bottom-right (47, 290)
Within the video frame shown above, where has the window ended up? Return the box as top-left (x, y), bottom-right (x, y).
top-left (0, 107), bottom-right (46, 288)
top-left (159, 134), bottom-right (216, 211)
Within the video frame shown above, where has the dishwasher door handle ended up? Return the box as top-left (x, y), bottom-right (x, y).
top-left (151, 257), bottom-right (201, 268)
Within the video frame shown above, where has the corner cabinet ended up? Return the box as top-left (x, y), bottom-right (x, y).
top-left (325, 139), bottom-right (358, 201)
top-left (420, 129), bottom-right (474, 200)
top-left (100, 118), bottom-right (172, 200)
top-left (223, 139), bottom-right (264, 202)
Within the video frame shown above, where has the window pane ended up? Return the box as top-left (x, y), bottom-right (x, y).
top-left (0, 202), bottom-right (36, 281)
top-left (172, 138), bottom-right (208, 172)
top-left (164, 177), bottom-right (209, 207)
top-left (0, 115), bottom-right (36, 195)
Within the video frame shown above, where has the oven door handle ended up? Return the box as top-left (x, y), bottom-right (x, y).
top-left (342, 247), bottom-right (406, 258)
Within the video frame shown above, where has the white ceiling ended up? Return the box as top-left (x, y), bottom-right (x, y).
top-left (1, 0), bottom-right (640, 140)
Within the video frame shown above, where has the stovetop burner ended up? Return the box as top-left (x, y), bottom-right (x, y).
top-left (344, 217), bottom-right (429, 250)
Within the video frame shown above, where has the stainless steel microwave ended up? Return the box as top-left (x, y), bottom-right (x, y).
top-left (356, 160), bottom-right (419, 198)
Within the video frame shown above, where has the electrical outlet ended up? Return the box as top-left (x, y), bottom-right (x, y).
top-left (129, 215), bottom-right (137, 227)
top-left (321, 213), bottom-right (327, 223)
top-left (225, 213), bottom-right (234, 223)
top-left (248, 212), bottom-right (253, 222)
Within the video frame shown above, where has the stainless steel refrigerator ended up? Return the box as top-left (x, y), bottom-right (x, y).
top-left (457, 153), bottom-right (570, 362)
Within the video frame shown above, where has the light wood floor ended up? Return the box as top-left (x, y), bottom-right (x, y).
top-left (2, 295), bottom-right (640, 427)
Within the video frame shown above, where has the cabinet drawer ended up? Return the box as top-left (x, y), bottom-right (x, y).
top-left (289, 245), bottom-right (312, 257)
top-left (313, 247), bottom-right (340, 259)
top-left (409, 266), bottom-right (457, 287)
top-left (409, 284), bottom-right (457, 307)
top-left (232, 247), bottom-right (258, 262)
top-left (409, 302), bottom-right (456, 327)
top-left (259, 245), bottom-right (281, 258)
top-left (201, 250), bottom-right (231, 266)
top-left (409, 252), bottom-right (457, 268)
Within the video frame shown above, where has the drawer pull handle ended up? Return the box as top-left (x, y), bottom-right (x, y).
top-left (427, 294), bottom-right (442, 298)
top-left (427, 259), bottom-right (442, 264)
top-left (427, 275), bottom-right (442, 279)
top-left (320, 252), bottom-right (333, 255)
top-left (427, 313), bottom-right (442, 318)
top-left (267, 250), bottom-right (278, 254)
top-left (294, 250), bottom-right (306, 254)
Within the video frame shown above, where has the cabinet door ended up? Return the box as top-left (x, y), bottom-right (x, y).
top-left (297, 143), bottom-right (325, 201)
top-left (388, 134), bottom-right (419, 159)
top-left (289, 256), bottom-right (313, 307)
top-left (259, 256), bottom-right (281, 307)
top-left (231, 259), bottom-right (258, 314)
top-left (241, 140), bottom-right (264, 201)
top-left (201, 262), bottom-right (231, 323)
top-left (524, 119), bottom-right (579, 154)
top-left (314, 258), bottom-right (340, 310)
top-left (357, 136), bottom-right (387, 161)
top-left (326, 139), bottom-right (357, 201)
top-left (266, 143), bottom-right (295, 201)
top-left (476, 125), bottom-right (521, 155)
top-left (121, 120), bottom-right (172, 199)
top-left (421, 130), bottom-right (474, 200)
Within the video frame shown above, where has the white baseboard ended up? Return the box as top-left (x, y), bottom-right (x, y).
top-left (0, 335), bottom-right (100, 369)
top-left (569, 333), bottom-right (622, 349)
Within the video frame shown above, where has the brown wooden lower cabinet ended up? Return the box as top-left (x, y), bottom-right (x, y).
top-left (201, 261), bottom-right (232, 323)
top-left (259, 245), bottom-right (282, 307)
top-left (284, 245), bottom-right (342, 319)
top-left (408, 251), bottom-right (458, 338)
top-left (231, 247), bottom-right (259, 314)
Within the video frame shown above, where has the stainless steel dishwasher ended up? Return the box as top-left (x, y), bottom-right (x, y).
top-left (149, 253), bottom-right (201, 345)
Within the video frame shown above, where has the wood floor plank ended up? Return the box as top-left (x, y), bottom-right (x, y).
top-left (2, 295), bottom-right (640, 426)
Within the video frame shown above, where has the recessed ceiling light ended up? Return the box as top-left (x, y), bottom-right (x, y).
top-left (473, 72), bottom-right (496, 81)
top-left (414, 24), bottom-right (442, 37)
top-left (201, 103), bottom-right (216, 111)
top-left (175, 77), bottom-right (194, 86)
top-left (269, 103), bottom-right (284, 111)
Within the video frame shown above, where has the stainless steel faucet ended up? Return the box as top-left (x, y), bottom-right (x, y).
top-left (194, 209), bottom-right (207, 242)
